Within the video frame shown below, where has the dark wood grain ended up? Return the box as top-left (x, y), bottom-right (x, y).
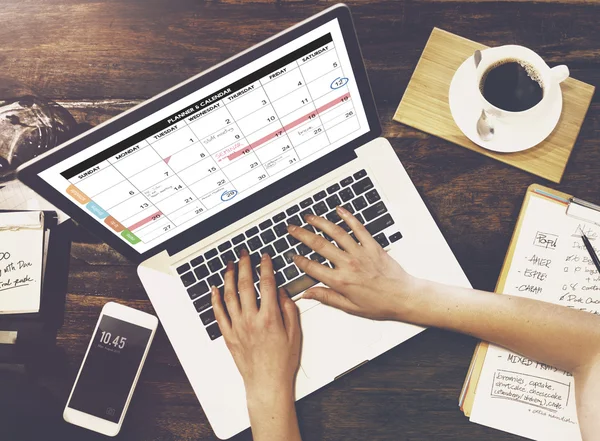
top-left (1, 0), bottom-right (599, 440)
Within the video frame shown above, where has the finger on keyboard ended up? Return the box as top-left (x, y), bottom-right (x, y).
top-left (237, 250), bottom-right (257, 312)
top-left (223, 261), bottom-right (241, 318)
top-left (258, 254), bottom-right (278, 311)
top-left (211, 286), bottom-right (231, 337)
top-left (291, 255), bottom-right (334, 291)
top-left (287, 223), bottom-right (347, 264)
top-left (336, 205), bottom-right (380, 250)
top-left (304, 212), bottom-right (360, 253)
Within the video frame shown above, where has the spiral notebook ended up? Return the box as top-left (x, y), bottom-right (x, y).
top-left (0, 211), bottom-right (48, 315)
top-left (460, 184), bottom-right (600, 440)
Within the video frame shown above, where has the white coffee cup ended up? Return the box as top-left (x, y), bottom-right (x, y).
top-left (475, 45), bottom-right (569, 138)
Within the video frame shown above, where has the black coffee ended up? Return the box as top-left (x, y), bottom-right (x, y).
top-left (481, 60), bottom-right (543, 112)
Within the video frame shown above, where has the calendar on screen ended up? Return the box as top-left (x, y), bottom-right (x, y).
top-left (40, 18), bottom-right (369, 253)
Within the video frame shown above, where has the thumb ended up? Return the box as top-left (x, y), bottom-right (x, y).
top-left (303, 287), bottom-right (358, 314)
top-left (278, 288), bottom-right (300, 337)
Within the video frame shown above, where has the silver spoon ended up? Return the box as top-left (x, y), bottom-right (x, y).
top-left (476, 109), bottom-right (495, 141)
top-left (474, 49), bottom-right (482, 68)
top-left (473, 50), bottom-right (495, 141)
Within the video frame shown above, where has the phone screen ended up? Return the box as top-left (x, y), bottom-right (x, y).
top-left (67, 315), bottom-right (153, 423)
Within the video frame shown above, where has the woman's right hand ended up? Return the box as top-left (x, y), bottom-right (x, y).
top-left (287, 205), bottom-right (424, 321)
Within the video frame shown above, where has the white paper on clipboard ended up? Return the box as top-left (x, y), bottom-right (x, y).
top-left (469, 191), bottom-right (600, 441)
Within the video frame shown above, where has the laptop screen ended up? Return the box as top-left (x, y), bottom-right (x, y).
top-left (39, 17), bottom-right (369, 254)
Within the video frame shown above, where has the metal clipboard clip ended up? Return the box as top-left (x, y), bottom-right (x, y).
top-left (533, 187), bottom-right (600, 227)
top-left (566, 198), bottom-right (600, 227)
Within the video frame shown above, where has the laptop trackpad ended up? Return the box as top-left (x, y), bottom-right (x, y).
top-left (299, 304), bottom-right (381, 380)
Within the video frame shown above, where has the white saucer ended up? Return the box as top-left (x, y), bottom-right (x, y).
top-left (448, 55), bottom-right (562, 153)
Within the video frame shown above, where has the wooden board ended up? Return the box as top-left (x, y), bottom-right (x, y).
top-left (393, 28), bottom-right (595, 183)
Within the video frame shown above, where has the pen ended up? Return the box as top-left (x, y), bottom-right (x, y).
top-left (581, 233), bottom-right (600, 274)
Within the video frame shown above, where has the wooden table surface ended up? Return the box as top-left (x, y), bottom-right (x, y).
top-left (2, 1), bottom-right (599, 440)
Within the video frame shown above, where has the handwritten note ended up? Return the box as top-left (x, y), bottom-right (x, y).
top-left (0, 211), bottom-right (45, 314)
top-left (470, 194), bottom-right (600, 441)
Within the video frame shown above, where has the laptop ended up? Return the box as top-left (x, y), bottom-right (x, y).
top-left (18, 4), bottom-right (471, 438)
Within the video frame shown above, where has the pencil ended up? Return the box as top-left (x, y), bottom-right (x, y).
top-left (581, 233), bottom-right (600, 274)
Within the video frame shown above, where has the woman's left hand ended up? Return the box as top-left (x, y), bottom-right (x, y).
top-left (211, 250), bottom-right (301, 405)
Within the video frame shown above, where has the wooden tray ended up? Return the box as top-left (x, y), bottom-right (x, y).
top-left (393, 28), bottom-right (595, 183)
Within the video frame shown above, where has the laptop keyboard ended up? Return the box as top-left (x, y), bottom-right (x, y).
top-left (175, 169), bottom-right (402, 341)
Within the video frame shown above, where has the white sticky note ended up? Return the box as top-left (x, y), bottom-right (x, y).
top-left (0, 211), bottom-right (45, 314)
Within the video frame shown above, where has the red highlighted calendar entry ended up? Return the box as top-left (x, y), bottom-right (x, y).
top-left (58, 33), bottom-right (362, 248)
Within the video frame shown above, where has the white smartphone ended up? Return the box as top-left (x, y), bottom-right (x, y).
top-left (63, 302), bottom-right (158, 436)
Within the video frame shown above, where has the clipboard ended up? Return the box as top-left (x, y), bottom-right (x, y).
top-left (459, 183), bottom-right (600, 416)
